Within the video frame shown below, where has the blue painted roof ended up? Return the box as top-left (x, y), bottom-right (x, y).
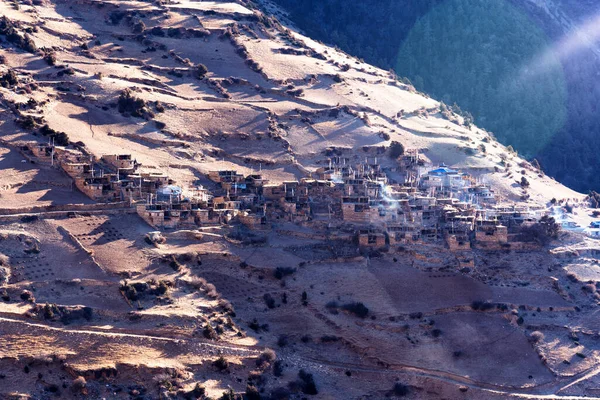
top-left (429, 167), bottom-right (458, 176)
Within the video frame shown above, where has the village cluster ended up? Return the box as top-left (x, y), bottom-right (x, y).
top-left (18, 140), bottom-right (570, 256)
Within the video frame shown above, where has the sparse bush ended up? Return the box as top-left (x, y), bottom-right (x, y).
top-left (389, 141), bottom-right (405, 159)
top-left (263, 293), bottom-right (276, 309)
top-left (39, 124), bottom-right (69, 146)
top-left (220, 387), bottom-right (236, 400)
top-left (194, 63), bottom-right (208, 79)
top-left (274, 267), bottom-right (296, 280)
top-left (583, 283), bottom-right (596, 293)
top-left (203, 323), bottom-right (218, 340)
top-left (218, 299), bottom-right (235, 316)
top-left (71, 376), bottom-right (86, 393)
top-left (183, 383), bottom-right (205, 399)
top-left (213, 356), bottom-right (229, 371)
top-left (517, 216), bottom-right (559, 245)
top-left (0, 70), bottom-right (18, 88)
top-left (205, 283), bottom-right (219, 299)
top-left (132, 20), bottom-right (146, 34)
top-left (20, 290), bottom-right (34, 303)
top-left (393, 382), bottom-right (409, 397)
top-left (42, 51), bottom-right (56, 66)
top-left (320, 335), bottom-right (339, 343)
top-left (471, 300), bottom-right (494, 311)
top-left (297, 370), bottom-right (318, 395)
top-left (117, 89), bottom-right (149, 118)
top-left (529, 331), bottom-right (544, 343)
top-left (256, 348), bottom-right (276, 368)
top-left (341, 302), bottom-right (369, 318)
top-left (245, 384), bottom-right (261, 400)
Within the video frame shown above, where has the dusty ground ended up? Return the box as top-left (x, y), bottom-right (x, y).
top-left (1, 215), bottom-right (600, 398)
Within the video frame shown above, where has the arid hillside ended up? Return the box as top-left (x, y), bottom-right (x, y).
top-left (1, 1), bottom-right (600, 400)
top-left (0, 0), bottom-right (582, 207)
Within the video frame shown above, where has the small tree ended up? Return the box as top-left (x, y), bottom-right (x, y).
top-left (520, 176), bottom-right (530, 188)
top-left (389, 141), bottom-right (405, 159)
top-left (194, 63), bottom-right (208, 79)
top-left (213, 356), bottom-right (229, 371)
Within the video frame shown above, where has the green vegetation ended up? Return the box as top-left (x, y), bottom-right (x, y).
top-left (396, 0), bottom-right (566, 156)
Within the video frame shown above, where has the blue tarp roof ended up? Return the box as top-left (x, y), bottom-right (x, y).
top-left (429, 167), bottom-right (458, 175)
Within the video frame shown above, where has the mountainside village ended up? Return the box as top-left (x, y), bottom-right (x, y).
top-left (12, 138), bottom-right (584, 259)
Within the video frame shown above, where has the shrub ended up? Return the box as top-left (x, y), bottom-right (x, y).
top-left (517, 216), bottom-right (559, 245)
top-left (42, 51), bottom-right (56, 66)
top-left (583, 284), bottom-right (596, 293)
top-left (218, 299), bottom-right (235, 316)
top-left (20, 290), bottom-right (34, 303)
top-left (245, 385), bottom-right (261, 400)
top-left (431, 329), bottom-right (442, 338)
top-left (132, 20), bottom-right (146, 34)
top-left (186, 383), bottom-right (205, 399)
top-left (263, 293), bottom-right (276, 309)
top-left (297, 370), bottom-right (318, 395)
top-left (213, 356), bottom-right (229, 371)
top-left (203, 323), bottom-right (218, 340)
top-left (520, 176), bottom-right (530, 188)
top-left (256, 349), bottom-right (276, 368)
top-left (341, 302), bottom-right (369, 318)
top-left (117, 89), bottom-right (148, 118)
top-left (71, 376), bottom-right (86, 393)
top-left (274, 267), bottom-right (296, 280)
top-left (205, 283), bottom-right (219, 299)
top-left (220, 387), bottom-right (236, 400)
top-left (389, 141), bottom-right (405, 159)
top-left (471, 300), bottom-right (494, 311)
top-left (0, 70), bottom-right (18, 88)
top-left (529, 331), bottom-right (544, 343)
top-left (194, 64), bottom-right (208, 79)
top-left (39, 124), bottom-right (69, 146)
top-left (393, 383), bottom-right (410, 397)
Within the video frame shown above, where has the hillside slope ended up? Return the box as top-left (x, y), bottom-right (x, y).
top-left (0, 0), bottom-right (580, 207)
top-left (2, 1), bottom-right (600, 399)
